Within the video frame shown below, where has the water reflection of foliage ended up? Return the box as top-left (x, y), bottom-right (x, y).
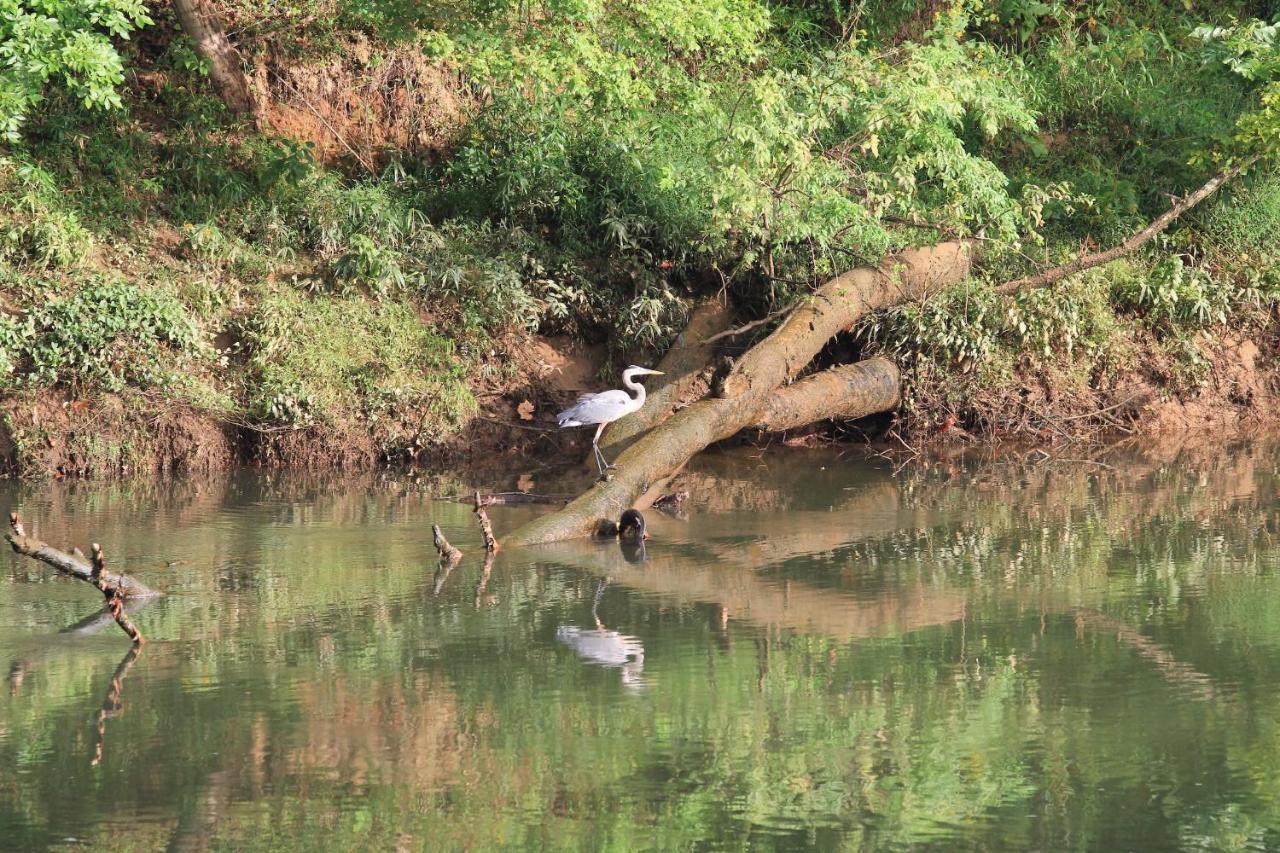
top-left (4, 444), bottom-right (1280, 848)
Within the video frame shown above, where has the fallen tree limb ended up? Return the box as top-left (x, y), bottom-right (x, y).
top-left (751, 359), bottom-right (900, 433)
top-left (6, 514), bottom-right (158, 599)
top-left (6, 514), bottom-right (151, 644)
top-left (506, 241), bottom-right (973, 545)
top-left (598, 299), bottom-right (733, 456)
top-left (995, 155), bottom-right (1260, 294)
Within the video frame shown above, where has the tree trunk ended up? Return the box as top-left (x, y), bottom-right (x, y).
top-left (173, 0), bottom-right (256, 116)
top-left (751, 359), bottom-right (900, 433)
top-left (505, 241), bottom-right (973, 546)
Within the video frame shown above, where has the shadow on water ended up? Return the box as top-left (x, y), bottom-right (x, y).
top-left (3, 438), bottom-right (1280, 848)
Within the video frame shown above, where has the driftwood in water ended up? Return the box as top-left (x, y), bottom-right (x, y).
top-left (432, 524), bottom-right (463, 565)
top-left (597, 299), bottom-right (733, 456)
top-left (507, 241), bottom-right (973, 545)
top-left (474, 493), bottom-right (500, 552)
top-left (441, 492), bottom-right (572, 505)
top-left (6, 514), bottom-right (158, 599)
top-left (6, 513), bottom-right (151, 644)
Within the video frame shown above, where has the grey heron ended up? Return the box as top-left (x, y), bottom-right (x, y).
top-left (557, 365), bottom-right (663, 479)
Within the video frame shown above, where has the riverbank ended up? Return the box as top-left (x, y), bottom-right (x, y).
top-left (3, 4), bottom-right (1279, 480)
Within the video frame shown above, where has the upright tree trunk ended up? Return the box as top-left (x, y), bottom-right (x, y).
top-left (173, 0), bottom-right (256, 116)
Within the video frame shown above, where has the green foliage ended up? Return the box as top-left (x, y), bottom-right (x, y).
top-left (1195, 18), bottom-right (1280, 163)
top-left (435, 2), bottom-right (1045, 295)
top-left (0, 157), bottom-right (93, 268)
top-left (1200, 172), bottom-right (1280, 254)
top-left (234, 286), bottom-right (475, 445)
top-left (0, 0), bottom-right (152, 140)
top-left (3, 279), bottom-right (200, 392)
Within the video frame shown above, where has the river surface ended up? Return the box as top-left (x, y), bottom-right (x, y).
top-left (2, 442), bottom-right (1280, 850)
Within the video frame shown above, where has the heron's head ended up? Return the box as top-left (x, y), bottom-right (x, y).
top-left (623, 365), bottom-right (663, 380)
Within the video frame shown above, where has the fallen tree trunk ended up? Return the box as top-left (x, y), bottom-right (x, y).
top-left (506, 241), bottom-right (973, 545)
top-left (596, 299), bottom-right (733, 456)
top-left (751, 359), bottom-right (900, 433)
top-left (6, 514), bottom-right (158, 598)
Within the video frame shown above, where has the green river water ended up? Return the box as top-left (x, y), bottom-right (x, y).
top-left (3, 442), bottom-right (1280, 851)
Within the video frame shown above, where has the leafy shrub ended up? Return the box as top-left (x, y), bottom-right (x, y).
top-left (0, 159), bottom-right (94, 269)
top-left (235, 287), bottom-right (475, 438)
top-left (0, 0), bottom-right (152, 139)
top-left (12, 280), bottom-right (201, 392)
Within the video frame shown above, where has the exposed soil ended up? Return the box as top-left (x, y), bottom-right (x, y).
top-left (249, 37), bottom-right (466, 168)
top-left (2, 322), bottom-right (1278, 480)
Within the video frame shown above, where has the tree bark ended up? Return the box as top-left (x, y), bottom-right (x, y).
top-left (995, 156), bottom-right (1259, 294)
top-left (751, 359), bottom-right (900, 433)
top-left (505, 241), bottom-right (973, 546)
top-left (5, 514), bottom-right (158, 598)
top-left (596, 298), bottom-right (733, 456)
top-left (173, 0), bottom-right (256, 116)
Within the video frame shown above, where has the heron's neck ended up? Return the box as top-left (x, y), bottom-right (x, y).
top-left (622, 371), bottom-right (646, 404)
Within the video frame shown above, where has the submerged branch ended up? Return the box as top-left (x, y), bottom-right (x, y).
top-left (6, 513), bottom-right (152, 644)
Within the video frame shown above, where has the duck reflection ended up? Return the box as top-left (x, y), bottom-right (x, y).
top-left (556, 580), bottom-right (646, 689)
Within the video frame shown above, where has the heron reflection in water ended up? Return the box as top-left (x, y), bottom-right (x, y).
top-left (555, 579), bottom-right (645, 689)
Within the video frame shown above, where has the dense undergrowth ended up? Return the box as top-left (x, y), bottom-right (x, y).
top-left (1, 0), bottom-right (1280, 473)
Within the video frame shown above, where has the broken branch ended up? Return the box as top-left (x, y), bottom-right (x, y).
top-left (6, 513), bottom-right (158, 599)
top-left (995, 155), bottom-right (1259, 294)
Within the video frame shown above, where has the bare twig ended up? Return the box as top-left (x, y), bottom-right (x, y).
top-left (995, 155), bottom-right (1260, 294)
top-left (702, 304), bottom-right (795, 345)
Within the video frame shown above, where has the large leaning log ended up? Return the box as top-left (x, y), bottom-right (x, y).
top-left (506, 241), bottom-right (972, 545)
top-left (596, 299), bottom-right (733, 456)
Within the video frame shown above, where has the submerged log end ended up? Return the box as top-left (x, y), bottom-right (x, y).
top-left (432, 523), bottom-right (464, 566)
top-left (473, 493), bottom-right (500, 553)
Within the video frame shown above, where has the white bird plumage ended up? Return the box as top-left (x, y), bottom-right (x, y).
top-left (557, 365), bottom-right (663, 479)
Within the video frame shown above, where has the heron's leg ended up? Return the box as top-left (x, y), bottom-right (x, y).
top-left (591, 423), bottom-right (614, 480)
top-left (592, 423), bottom-right (616, 469)
top-left (592, 578), bottom-right (609, 630)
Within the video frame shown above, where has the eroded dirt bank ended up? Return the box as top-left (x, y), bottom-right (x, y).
top-left (0, 323), bottom-right (1276, 481)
